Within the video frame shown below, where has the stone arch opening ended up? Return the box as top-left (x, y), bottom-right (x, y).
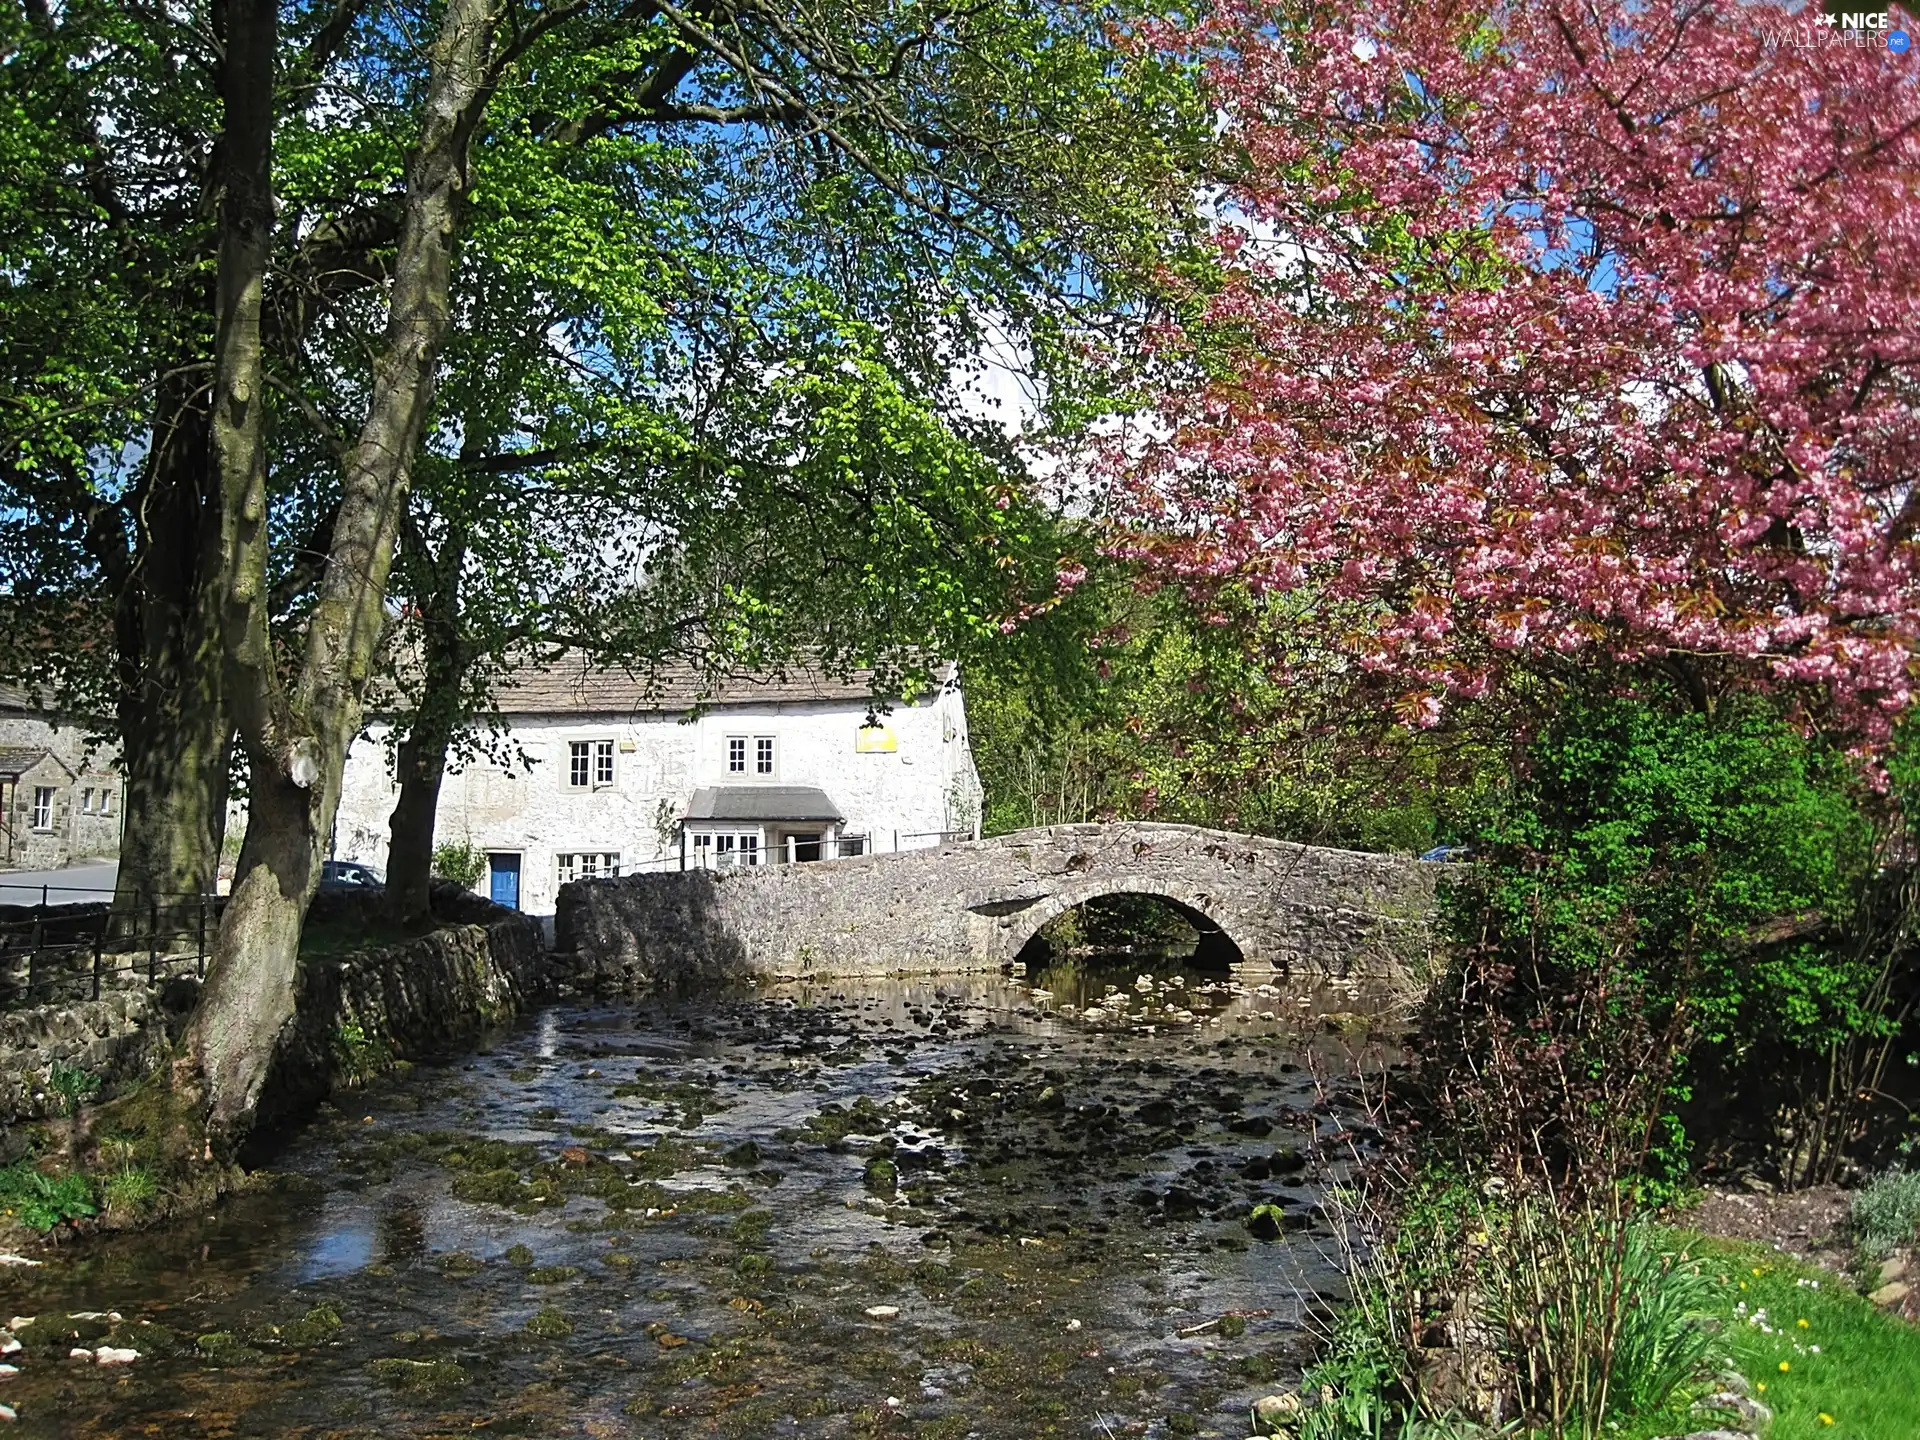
top-left (1008, 887), bottom-right (1246, 971)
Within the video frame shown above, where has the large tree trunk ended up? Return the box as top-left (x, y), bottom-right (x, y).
top-left (187, 755), bottom-right (328, 1123)
top-left (184, 0), bottom-right (286, 1139)
top-left (383, 721), bottom-right (452, 922)
top-left (111, 376), bottom-right (230, 934)
top-left (383, 523), bottom-right (468, 924)
top-left (185, 0), bottom-right (501, 1146)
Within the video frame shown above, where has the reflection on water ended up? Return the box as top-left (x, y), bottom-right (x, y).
top-left (299, 1214), bottom-right (375, 1283)
top-left (377, 1197), bottom-right (427, 1266)
top-left (2, 956), bottom-right (1401, 1438)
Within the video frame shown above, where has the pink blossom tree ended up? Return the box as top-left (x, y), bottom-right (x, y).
top-left (1120, 0), bottom-right (1920, 741)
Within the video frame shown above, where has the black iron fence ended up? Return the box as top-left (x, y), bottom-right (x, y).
top-left (0, 890), bottom-right (219, 1010)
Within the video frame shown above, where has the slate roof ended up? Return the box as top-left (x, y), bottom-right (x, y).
top-left (0, 683), bottom-right (46, 711)
top-left (490, 653), bottom-right (938, 717)
top-left (0, 746), bottom-right (57, 779)
top-left (684, 786), bottom-right (845, 823)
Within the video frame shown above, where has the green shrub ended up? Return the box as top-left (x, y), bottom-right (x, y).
top-left (47, 1059), bottom-right (101, 1116)
top-left (1439, 689), bottom-right (1903, 1184)
top-left (431, 839), bottom-right (487, 890)
top-left (333, 1020), bottom-right (391, 1084)
top-left (0, 1161), bottom-right (98, 1232)
top-left (1313, 1174), bottom-right (1726, 1440)
top-left (1850, 1167), bottom-right (1920, 1262)
top-left (1604, 1227), bottom-right (1724, 1418)
top-left (1292, 1320), bottom-right (1412, 1440)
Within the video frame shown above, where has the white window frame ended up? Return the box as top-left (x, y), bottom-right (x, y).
top-left (567, 739), bottom-right (616, 790)
top-left (689, 830), bottom-right (762, 868)
top-left (754, 735), bottom-right (775, 776)
top-left (99, 787), bottom-right (111, 816)
top-left (80, 787), bottom-right (93, 814)
top-left (725, 735), bottom-right (747, 773)
top-left (31, 787), bottom-right (54, 831)
top-left (557, 851), bottom-right (621, 885)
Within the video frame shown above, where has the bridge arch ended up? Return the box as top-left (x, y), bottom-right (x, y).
top-left (996, 875), bottom-right (1249, 969)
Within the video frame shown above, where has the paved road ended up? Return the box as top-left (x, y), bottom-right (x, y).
top-left (0, 861), bottom-right (118, 905)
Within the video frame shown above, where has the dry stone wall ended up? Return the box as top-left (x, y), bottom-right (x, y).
top-left (1, 885), bottom-right (552, 1136)
top-left (556, 821), bottom-right (1435, 986)
top-left (258, 885), bottom-right (548, 1128)
top-left (0, 979), bottom-right (192, 1127)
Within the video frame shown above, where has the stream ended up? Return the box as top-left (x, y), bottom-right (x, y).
top-left (1, 957), bottom-right (1401, 1438)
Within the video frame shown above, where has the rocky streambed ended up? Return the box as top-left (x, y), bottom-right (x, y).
top-left (0, 957), bottom-right (1403, 1437)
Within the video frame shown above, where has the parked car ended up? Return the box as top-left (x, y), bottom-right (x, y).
top-left (1418, 844), bottom-right (1472, 864)
top-left (319, 859), bottom-right (384, 890)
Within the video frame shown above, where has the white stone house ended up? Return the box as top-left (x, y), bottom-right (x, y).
top-left (331, 658), bottom-right (984, 913)
top-left (0, 683), bottom-right (122, 871)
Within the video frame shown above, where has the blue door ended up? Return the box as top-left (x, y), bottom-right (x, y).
top-left (488, 853), bottom-right (521, 909)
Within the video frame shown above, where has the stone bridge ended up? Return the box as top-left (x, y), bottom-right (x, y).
top-left (555, 822), bottom-right (1434, 986)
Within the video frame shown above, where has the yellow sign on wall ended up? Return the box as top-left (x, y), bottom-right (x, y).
top-left (855, 725), bottom-right (897, 754)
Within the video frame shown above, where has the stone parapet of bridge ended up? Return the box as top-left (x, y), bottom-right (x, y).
top-left (554, 821), bottom-right (1436, 987)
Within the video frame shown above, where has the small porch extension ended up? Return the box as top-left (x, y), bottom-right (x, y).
top-left (681, 786), bottom-right (867, 868)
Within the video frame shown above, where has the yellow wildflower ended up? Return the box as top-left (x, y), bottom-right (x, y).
top-left (1797, 1318), bottom-right (1809, 1329)
top-left (1819, 1415), bottom-right (1835, 1426)
top-left (1779, 1361), bottom-right (1791, 1373)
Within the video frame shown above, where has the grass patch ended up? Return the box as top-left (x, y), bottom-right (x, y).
top-left (100, 1166), bottom-right (160, 1215)
top-left (1686, 1232), bottom-right (1920, 1440)
top-left (299, 913), bottom-right (439, 960)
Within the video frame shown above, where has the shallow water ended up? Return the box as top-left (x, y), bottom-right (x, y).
top-left (2, 957), bottom-right (1402, 1438)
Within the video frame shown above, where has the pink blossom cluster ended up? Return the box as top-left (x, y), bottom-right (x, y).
top-left (1120, 0), bottom-right (1920, 740)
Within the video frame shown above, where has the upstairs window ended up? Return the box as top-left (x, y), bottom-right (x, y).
top-left (99, 788), bottom-right (112, 816)
top-left (568, 740), bottom-right (615, 789)
top-left (31, 787), bottom-right (54, 830)
top-left (755, 736), bottom-right (775, 775)
top-left (726, 736), bottom-right (747, 773)
top-left (80, 787), bottom-right (93, 814)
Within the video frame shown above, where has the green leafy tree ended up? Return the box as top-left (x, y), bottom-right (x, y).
top-left (5, 0), bottom-right (1212, 1143)
top-left (429, 840), bottom-right (487, 891)
top-left (968, 581), bottom-right (1463, 850)
top-left (1434, 689), bottom-right (1912, 1184)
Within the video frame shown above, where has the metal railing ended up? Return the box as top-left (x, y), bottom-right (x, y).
top-left (683, 833), bottom-right (875, 869)
top-left (0, 891), bottom-right (218, 1010)
top-left (894, 828), bottom-right (974, 850)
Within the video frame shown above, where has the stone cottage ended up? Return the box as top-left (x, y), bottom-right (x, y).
top-left (0, 683), bottom-right (122, 871)
top-left (331, 657), bottom-right (983, 914)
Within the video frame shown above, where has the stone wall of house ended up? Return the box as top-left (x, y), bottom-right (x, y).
top-left (0, 694), bottom-right (121, 871)
top-left (556, 821), bottom-right (1436, 987)
top-left (329, 687), bottom-right (979, 916)
top-left (0, 886), bottom-right (552, 1135)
